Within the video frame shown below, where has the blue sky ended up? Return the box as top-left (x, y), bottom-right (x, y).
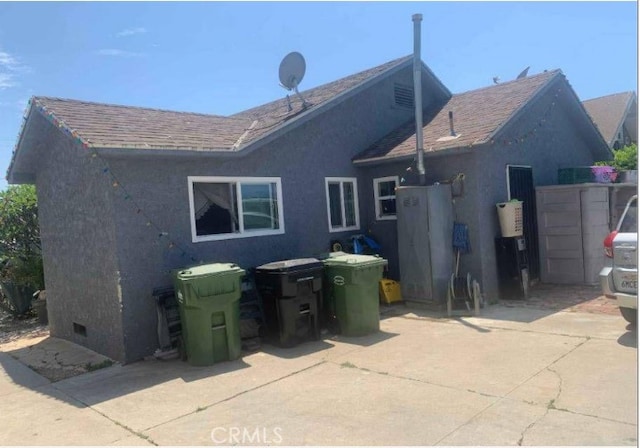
top-left (0, 1), bottom-right (637, 189)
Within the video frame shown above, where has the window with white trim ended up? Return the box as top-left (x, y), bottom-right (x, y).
top-left (325, 177), bottom-right (360, 232)
top-left (373, 176), bottom-right (399, 220)
top-left (188, 176), bottom-right (284, 242)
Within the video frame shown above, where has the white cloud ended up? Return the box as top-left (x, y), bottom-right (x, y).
top-left (0, 73), bottom-right (16, 89)
top-left (0, 51), bottom-right (19, 70)
top-left (97, 49), bottom-right (145, 58)
top-left (0, 49), bottom-right (31, 89)
top-left (116, 27), bottom-right (147, 38)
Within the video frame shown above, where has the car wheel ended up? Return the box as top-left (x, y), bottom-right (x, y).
top-left (619, 307), bottom-right (637, 325)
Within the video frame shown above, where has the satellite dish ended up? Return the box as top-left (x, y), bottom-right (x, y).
top-left (279, 52), bottom-right (306, 91)
top-left (516, 66), bottom-right (530, 80)
top-left (278, 51), bottom-right (309, 109)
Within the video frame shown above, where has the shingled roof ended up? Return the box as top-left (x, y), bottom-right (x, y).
top-left (232, 55), bottom-right (413, 146)
top-left (26, 56), bottom-right (413, 152)
top-left (31, 97), bottom-right (253, 150)
top-left (355, 69), bottom-right (562, 162)
top-left (582, 91), bottom-right (637, 147)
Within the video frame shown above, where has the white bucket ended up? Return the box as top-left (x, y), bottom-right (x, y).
top-left (496, 201), bottom-right (523, 237)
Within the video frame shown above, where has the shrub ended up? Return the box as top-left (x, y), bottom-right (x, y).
top-left (596, 143), bottom-right (637, 171)
top-left (0, 185), bottom-right (43, 291)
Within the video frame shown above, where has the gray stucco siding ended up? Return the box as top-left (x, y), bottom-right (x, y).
top-left (358, 78), bottom-right (607, 304)
top-left (473, 81), bottom-right (603, 299)
top-left (105, 65), bottom-right (440, 362)
top-left (357, 151), bottom-right (481, 283)
top-left (31, 113), bottom-right (125, 362)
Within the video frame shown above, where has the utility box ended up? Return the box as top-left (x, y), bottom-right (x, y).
top-left (396, 184), bottom-right (454, 306)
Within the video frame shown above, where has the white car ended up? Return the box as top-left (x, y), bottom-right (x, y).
top-left (600, 195), bottom-right (638, 325)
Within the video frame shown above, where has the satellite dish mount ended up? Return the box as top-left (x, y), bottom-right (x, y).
top-left (516, 66), bottom-right (530, 80)
top-left (279, 52), bottom-right (309, 109)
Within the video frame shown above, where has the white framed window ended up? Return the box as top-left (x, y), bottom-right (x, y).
top-left (188, 176), bottom-right (285, 242)
top-left (325, 177), bottom-right (360, 232)
top-left (373, 176), bottom-right (399, 220)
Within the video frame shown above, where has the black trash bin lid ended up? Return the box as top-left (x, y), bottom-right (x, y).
top-left (256, 258), bottom-right (323, 272)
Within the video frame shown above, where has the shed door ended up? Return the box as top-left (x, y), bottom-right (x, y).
top-left (580, 187), bottom-right (610, 284)
top-left (508, 166), bottom-right (540, 280)
top-left (536, 188), bottom-right (585, 284)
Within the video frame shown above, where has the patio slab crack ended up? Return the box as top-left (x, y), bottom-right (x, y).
top-left (517, 367), bottom-right (562, 446)
top-left (432, 336), bottom-right (590, 446)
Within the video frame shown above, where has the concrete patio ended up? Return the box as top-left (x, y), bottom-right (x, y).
top-left (0, 298), bottom-right (636, 446)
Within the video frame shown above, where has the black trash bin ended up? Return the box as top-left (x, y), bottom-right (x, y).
top-left (255, 258), bottom-right (323, 347)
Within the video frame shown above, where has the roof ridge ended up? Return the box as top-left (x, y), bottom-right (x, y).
top-left (296, 55), bottom-right (412, 98)
top-left (582, 91), bottom-right (636, 103)
top-left (453, 69), bottom-right (562, 97)
top-left (33, 96), bottom-right (247, 121)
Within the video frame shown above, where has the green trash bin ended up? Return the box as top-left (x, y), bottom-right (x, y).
top-left (322, 253), bottom-right (387, 337)
top-left (173, 263), bottom-right (245, 366)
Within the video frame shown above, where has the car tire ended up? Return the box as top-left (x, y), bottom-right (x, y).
top-left (619, 307), bottom-right (637, 326)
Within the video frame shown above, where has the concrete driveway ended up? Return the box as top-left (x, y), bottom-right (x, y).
top-left (0, 301), bottom-right (636, 445)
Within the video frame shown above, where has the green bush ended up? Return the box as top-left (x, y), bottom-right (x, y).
top-left (0, 185), bottom-right (43, 290)
top-left (612, 143), bottom-right (637, 170)
top-left (596, 143), bottom-right (637, 171)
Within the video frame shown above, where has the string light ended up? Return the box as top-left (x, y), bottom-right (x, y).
top-left (16, 90), bottom-right (560, 267)
top-left (489, 89), bottom-right (562, 147)
top-left (21, 98), bottom-right (203, 265)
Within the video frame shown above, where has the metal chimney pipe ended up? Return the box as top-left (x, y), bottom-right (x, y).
top-left (449, 111), bottom-right (456, 136)
top-left (412, 13), bottom-right (426, 185)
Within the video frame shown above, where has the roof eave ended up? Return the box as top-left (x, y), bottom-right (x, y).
top-left (566, 81), bottom-right (615, 160)
top-left (353, 144), bottom-right (476, 166)
top-left (609, 92), bottom-right (637, 147)
top-left (421, 60), bottom-right (452, 98)
top-left (93, 146), bottom-right (245, 159)
top-left (6, 100), bottom-right (37, 184)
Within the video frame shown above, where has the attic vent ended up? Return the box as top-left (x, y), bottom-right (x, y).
top-left (394, 83), bottom-right (415, 109)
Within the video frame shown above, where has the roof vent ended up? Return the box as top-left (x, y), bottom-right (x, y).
top-left (436, 110), bottom-right (462, 142)
top-left (394, 83), bottom-right (415, 109)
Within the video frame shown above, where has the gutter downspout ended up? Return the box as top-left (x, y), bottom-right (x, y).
top-left (412, 13), bottom-right (426, 185)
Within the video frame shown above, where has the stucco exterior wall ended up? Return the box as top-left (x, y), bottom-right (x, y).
top-left (359, 78), bottom-right (607, 304)
top-left (104, 64), bottom-right (448, 362)
top-left (32, 113), bottom-right (125, 361)
top-left (473, 80), bottom-right (603, 299)
top-left (358, 152), bottom-right (480, 282)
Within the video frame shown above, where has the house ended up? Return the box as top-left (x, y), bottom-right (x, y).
top-left (583, 91), bottom-right (638, 149)
top-left (7, 55), bottom-right (611, 363)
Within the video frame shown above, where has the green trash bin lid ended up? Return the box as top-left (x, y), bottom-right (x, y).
top-left (176, 263), bottom-right (244, 280)
top-left (322, 253), bottom-right (387, 269)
